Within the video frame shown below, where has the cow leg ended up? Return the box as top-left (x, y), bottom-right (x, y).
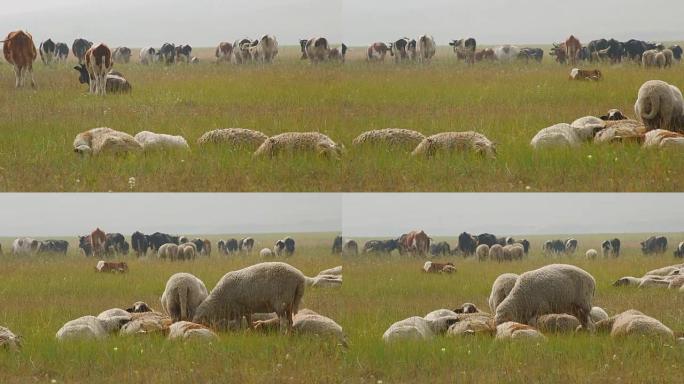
top-left (101, 74), bottom-right (107, 96)
top-left (28, 65), bottom-right (36, 88)
top-left (89, 75), bottom-right (95, 94)
top-left (13, 65), bottom-right (22, 88)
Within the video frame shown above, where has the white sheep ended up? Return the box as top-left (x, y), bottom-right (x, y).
top-left (488, 273), bottom-right (519, 313)
top-left (167, 321), bottom-right (219, 342)
top-left (197, 128), bottom-right (268, 150)
top-left (253, 132), bottom-right (343, 158)
top-left (158, 243), bottom-right (179, 260)
top-left (73, 127), bottom-right (143, 155)
top-left (596, 309), bottom-right (674, 340)
top-left (382, 316), bottom-right (456, 343)
top-left (594, 119), bottom-right (645, 144)
top-left (530, 122), bottom-right (600, 148)
top-left (642, 50), bottom-right (657, 67)
top-left (590, 306), bottom-right (610, 323)
top-left (56, 315), bottom-right (130, 341)
top-left (253, 308), bottom-right (348, 347)
top-left (634, 80), bottom-right (684, 132)
top-left (177, 243), bottom-right (196, 260)
top-left (134, 131), bottom-right (189, 151)
top-left (667, 275), bottom-right (684, 290)
top-left (503, 244), bottom-right (524, 261)
top-left (476, 244), bottom-right (489, 261)
top-left (613, 276), bottom-right (643, 287)
top-left (644, 264), bottom-right (684, 276)
top-left (424, 309), bottom-right (458, 322)
top-left (488, 244), bottom-right (504, 262)
top-left (352, 128), bottom-right (425, 148)
top-left (193, 262), bottom-right (342, 332)
top-left (533, 313), bottom-right (580, 333)
top-left (411, 131), bottom-right (496, 158)
top-left (446, 313), bottom-right (496, 337)
top-left (160, 273), bottom-right (209, 322)
top-left (120, 311), bottom-right (172, 336)
top-left (494, 264), bottom-right (595, 330)
top-left (0, 326), bottom-right (21, 351)
top-left (495, 321), bottom-right (546, 341)
top-left (97, 308), bottom-right (132, 321)
top-left (259, 248), bottom-right (274, 258)
top-left (585, 249), bottom-right (598, 259)
top-left (642, 129), bottom-right (684, 149)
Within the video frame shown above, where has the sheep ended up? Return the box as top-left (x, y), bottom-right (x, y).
top-left (667, 275), bottom-right (684, 290)
top-left (120, 311), bottom-right (172, 336)
top-left (495, 322), bottom-right (546, 341)
top-left (613, 276), bottom-right (643, 286)
top-left (193, 262), bottom-right (342, 332)
top-left (446, 313), bottom-right (496, 337)
top-left (590, 306), bottom-right (610, 323)
top-left (595, 309), bottom-right (674, 340)
top-left (73, 127), bottom-right (143, 155)
top-left (352, 128), bottom-right (425, 149)
top-left (177, 243), bottom-right (196, 260)
top-left (634, 80), bottom-right (684, 132)
top-left (585, 249), bottom-right (598, 259)
top-left (167, 321), bottom-right (218, 342)
top-left (531, 122), bottom-right (601, 148)
top-left (196, 128), bottom-right (268, 150)
top-left (642, 50), bottom-right (657, 67)
top-left (642, 129), bottom-right (684, 148)
top-left (594, 119), bottom-right (646, 144)
top-left (253, 308), bottom-right (348, 347)
top-left (638, 276), bottom-right (672, 288)
top-left (134, 131), bottom-right (189, 151)
top-left (654, 51), bottom-right (666, 68)
top-left (259, 248), bottom-right (274, 258)
top-left (662, 49), bottom-right (674, 67)
top-left (422, 261), bottom-right (456, 274)
top-left (533, 313), bottom-right (580, 333)
top-left (160, 273), bottom-right (209, 322)
top-left (488, 273), bottom-right (519, 313)
top-left (56, 315), bottom-right (130, 341)
top-left (494, 264), bottom-right (595, 330)
top-left (488, 244), bottom-right (504, 262)
top-left (424, 309), bottom-right (459, 322)
top-left (0, 326), bottom-right (21, 351)
top-left (503, 244), bottom-right (524, 261)
top-left (382, 316), bottom-right (457, 343)
top-left (158, 243), bottom-right (179, 260)
top-left (411, 131), bottom-right (496, 158)
top-left (253, 132), bottom-right (343, 159)
top-left (97, 308), bottom-right (132, 321)
top-left (476, 244), bottom-right (489, 261)
top-left (644, 264), bottom-right (684, 276)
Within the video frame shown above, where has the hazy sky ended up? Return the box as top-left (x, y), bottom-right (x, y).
top-left (0, 194), bottom-right (341, 237)
top-left (1, 1), bottom-right (681, 47)
top-left (342, 194), bottom-right (684, 237)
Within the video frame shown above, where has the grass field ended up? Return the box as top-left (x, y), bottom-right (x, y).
top-left (1, 232), bottom-right (683, 383)
top-left (1, 46), bottom-right (683, 192)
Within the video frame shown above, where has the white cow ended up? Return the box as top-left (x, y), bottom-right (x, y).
top-left (139, 47), bottom-right (158, 65)
top-left (494, 45), bottom-right (520, 62)
top-left (12, 237), bottom-right (41, 256)
top-left (416, 35), bottom-right (436, 63)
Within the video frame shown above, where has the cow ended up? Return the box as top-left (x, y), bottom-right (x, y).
top-left (147, 232), bottom-right (180, 251)
top-left (11, 237), bottom-right (41, 256)
top-left (390, 38), bottom-right (411, 62)
top-left (283, 237), bottom-right (296, 256)
top-left (601, 238), bottom-right (621, 258)
top-left (159, 43), bottom-right (176, 64)
top-left (549, 42), bottom-right (567, 64)
top-left (55, 42), bottom-right (69, 62)
top-left (641, 236), bottom-right (668, 255)
top-left (475, 233), bottom-right (498, 247)
top-left (95, 260), bottom-right (128, 273)
top-left (112, 47), bottom-right (132, 63)
top-left (343, 240), bottom-right (359, 256)
top-left (623, 39), bottom-right (656, 61)
top-left (457, 232), bottom-right (479, 256)
top-left (219, 238), bottom-right (239, 255)
top-left (423, 261), bottom-right (456, 273)
top-left (430, 241), bottom-right (451, 257)
top-left (449, 38), bottom-right (476, 64)
top-left (494, 45), bottom-right (520, 62)
top-left (175, 44), bottom-right (192, 63)
top-left (139, 47), bottom-right (158, 65)
top-left (190, 238), bottom-right (205, 255)
top-left (543, 239), bottom-right (566, 255)
top-left (565, 238), bottom-right (578, 255)
top-left (72, 38), bottom-right (93, 64)
top-left (328, 44), bottom-right (347, 62)
top-left (78, 236), bottom-right (93, 257)
top-left (105, 233), bottom-right (129, 257)
top-left (398, 230), bottom-right (430, 257)
top-left (131, 231), bottom-right (149, 257)
top-left (367, 42), bottom-right (390, 62)
top-left (215, 42), bottom-right (233, 63)
top-left (239, 237), bottom-right (254, 254)
top-left (332, 235), bottom-right (342, 254)
top-left (475, 48), bottom-right (495, 62)
top-left (605, 39), bottom-right (624, 63)
top-left (587, 39), bottom-right (608, 62)
top-left (73, 64), bottom-right (131, 94)
top-left (84, 43), bottom-right (113, 95)
top-left (39, 38), bottom-right (56, 65)
top-left (233, 38), bottom-right (253, 64)
top-left (90, 228), bottom-right (107, 258)
top-left (669, 45), bottom-right (682, 61)
top-left (254, 35), bottom-right (278, 63)
top-left (569, 68), bottom-right (602, 81)
top-left (2, 30), bottom-right (37, 88)
top-left (300, 37), bottom-right (329, 63)
top-left (363, 239), bottom-right (400, 254)
top-left (674, 242), bottom-right (684, 258)
top-left (37, 240), bottom-right (69, 255)
top-left (518, 47), bottom-right (543, 63)
top-left (565, 35), bottom-right (581, 65)
top-left (417, 35), bottom-right (437, 62)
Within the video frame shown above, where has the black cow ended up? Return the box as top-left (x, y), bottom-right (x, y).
top-left (175, 44), bottom-right (192, 63)
top-left (641, 236), bottom-right (668, 255)
top-left (430, 241), bottom-right (451, 257)
top-left (390, 38), bottom-right (411, 61)
top-left (458, 232), bottom-right (479, 256)
top-left (78, 235), bottom-right (93, 257)
top-left (131, 231), bottom-right (149, 257)
top-left (577, 47), bottom-right (590, 61)
top-left (669, 45), bottom-right (682, 61)
top-left (605, 39), bottom-right (624, 63)
top-left (39, 39), bottom-right (56, 64)
top-left (73, 64), bottom-right (132, 94)
top-left (239, 237), bottom-right (254, 253)
top-left (113, 46), bottom-right (132, 63)
top-left (543, 239), bottom-right (566, 255)
top-left (38, 240), bottom-right (68, 255)
top-left (474, 233), bottom-right (496, 247)
top-left (55, 42), bottom-right (69, 62)
top-left (674, 242), bottom-right (684, 258)
top-left (159, 43), bottom-right (176, 64)
top-left (224, 238), bottom-right (239, 254)
top-left (148, 232), bottom-right (180, 251)
top-left (518, 48), bottom-right (543, 63)
top-left (191, 238), bottom-right (205, 254)
top-left (623, 39), bottom-right (656, 61)
top-left (362, 239), bottom-right (399, 254)
top-left (332, 235), bottom-right (342, 254)
top-left (601, 238), bottom-right (621, 258)
top-left (72, 38), bottom-right (93, 64)
top-left (283, 237), bottom-right (295, 256)
top-left (588, 39), bottom-right (609, 60)
top-left (105, 233), bottom-right (129, 256)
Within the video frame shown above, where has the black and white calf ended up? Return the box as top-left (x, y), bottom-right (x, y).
top-left (449, 38), bottom-right (476, 64)
top-left (74, 64), bottom-right (131, 94)
top-left (55, 42), bottom-right (69, 62)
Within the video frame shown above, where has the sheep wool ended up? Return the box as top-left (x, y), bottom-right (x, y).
top-left (488, 273), bottom-right (519, 313)
top-left (596, 309), bottom-right (674, 340)
top-left (0, 326), bottom-right (21, 351)
top-left (495, 322), bottom-right (545, 341)
top-left (352, 128), bottom-right (425, 148)
top-left (56, 315), bottom-right (130, 341)
top-left (634, 80), bottom-right (684, 132)
top-left (160, 273), bottom-right (209, 322)
top-left (73, 127), bottom-right (143, 155)
top-left (642, 129), bottom-right (684, 149)
top-left (253, 132), bottom-right (343, 158)
top-left (411, 131), bottom-right (496, 158)
top-left (134, 131), bottom-right (189, 150)
top-left (197, 128), bottom-right (268, 150)
top-left (167, 321), bottom-right (218, 342)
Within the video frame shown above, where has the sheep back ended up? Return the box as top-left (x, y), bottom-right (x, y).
top-left (352, 128), bottom-right (425, 148)
top-left (411, 131), bottom-right (496, 158)
top-left (197, 128), bottom-right (268, 149)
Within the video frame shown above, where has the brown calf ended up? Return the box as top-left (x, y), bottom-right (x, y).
top-left (95, 260), bottom-right (129, 273)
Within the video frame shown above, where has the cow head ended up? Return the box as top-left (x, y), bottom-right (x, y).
top-left (73, 64), bottom-right (90, 84)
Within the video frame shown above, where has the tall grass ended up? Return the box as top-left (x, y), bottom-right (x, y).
top-left (1, 47), bottom-right (682, 191)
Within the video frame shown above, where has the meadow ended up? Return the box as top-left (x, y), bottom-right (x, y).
top-left (1, 232), bottom-right (683, 383)
top-left (1, 46), bottom-right (684, 192)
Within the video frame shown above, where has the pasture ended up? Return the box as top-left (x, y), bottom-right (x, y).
top-left (1, 46), bottom-right (684, 192)
top-left (1, 232), bottom-right (683, 383)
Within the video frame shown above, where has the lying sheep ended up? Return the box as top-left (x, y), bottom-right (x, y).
top-left (638, 276), bottom-right (673, 288)
top-left (476, 244), bottom-right (489, 261)
top-left (613, 276), bottom-right (643, 287)
top-left (642, 129), bottom-right (684, 148)
top-left (97, 308), bottom-right (132, 321)
top-left (56, 315), bottom-right (130, 341)
top-left (352, 128), bottom-right (425, 149)
top-left (590, 306), bottom-right (610, 323)
top-left (447, 313), bottom-right (496, 337)
top-left (254, 308), bottom-right (348, 347)
top-left (667, 275), bottom-right (684, 290)
top-left (488, 244), bottom-right (504, 262)
top-left (160, 273), bottom-right (209, 322)
top-left (644, 264), bottom-right (684, 276)
top-left (596, 309), bottom-right (674, 340)
top-left (73, 127), bottom-right (143, 155)
top-left (531, 122), bottom-right (602, 148)
top-left (253, 132), bottom-right (343, 158)
top-left (382, 315), bottom-right (457, 343)
top-left (585, 249), bottom-right (598, 259)
top-left (167, 321), bottom-right (218, 342)
top-left (634, 80), bottom-right (684, 132)
top-left (134, 131), bottom-right (189, 151)
top-left (0, 326), bottom-right (21, 351)
top-left (533, 313), bottom-right (580, 333)
top-left (594, 119), bottom-right (645, 144)
top-left (197, 128), bottom-right (268, 150)
top-left (488, 273), bottom-right (518, 313)
top-left (411, 131), bottom-right (496, 158)
top-left (494, 264), bottom-right (595, 330)
top-left (193, 262), bottom-right (342, 332)
top-left (120, 311), bottom-right (172, 336)
top-left (495, 321), bottom-right (546, 341)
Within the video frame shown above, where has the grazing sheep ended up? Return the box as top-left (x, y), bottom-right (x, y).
top-left (642, 129), bottom-right (684, 148)
top-left (193, 262), bottom-right (342, 332)
top-left (177, 243), bottom-right (196, 260)
top-left (254, 308), bottom-right (348, 347)
top-left (531, 122), bottom-right (601, 148)
top-left (596, 309), bottom-right (674, 340)
top-left (594, 119), bottom-right (646, 143)
top-left (382, 316), bottom-right (457, 343)
top-left (654, 52), bottom-right (666, 68)
top-left (494, 264), bottom-right (595, 330)
top-left (533, 313), bottom-right (580, 333)
top-left (167, 321), bottom-right (218, 342)
top-left (352, 128), bottom-right (425, 149)
top-left (488, 273), bottom-right (519, 313)
top-left (158, 243), bottom-right (179, 260)
top-left (134, 131), bottom-right (189, 151)
top-left (253, 132), bottom-right (343, 158)
top-left (197, 128), bottom-right (268, 150)
top-left (0, 326), bottom-right (21, 351)
top-left (56, 315), bottom-right (130, 341)
top-left (642, 50), bottom-right (657, 67)
top-left (160, 273), bottom-right (209, 322)
top-left (634, 80), bottom-right (684, 132)
top-left (73, 127), bottom-right (143, 155)
top-left (495, 322), bottom-right (546, 341)
top-left (503, 244), bottom-right (524, 261)
top-left (488, 244), bottom-right (504, 262)
top-left (585, 249), bottom-right (598, 259)
top-left (259, 248), bottom-right (274, 258)
top-left (411, 131), bottom-right (496, 158)
top-left (476, 244), bottom-right (489, 261)
top-left (590, 306), bottom-right (610, 323)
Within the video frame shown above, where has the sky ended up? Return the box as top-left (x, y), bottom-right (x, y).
top-left (0, 193), bottom-right (341, 237)
top-left (1, 0), bottom-right (681, 47)
top-left (342, 193), bottom-right (684, 237)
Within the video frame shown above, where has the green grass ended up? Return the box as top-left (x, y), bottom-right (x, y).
top-left (1, 47), bottom-right (683, 191)
top-left (1, 232), bottom-right (683, 382)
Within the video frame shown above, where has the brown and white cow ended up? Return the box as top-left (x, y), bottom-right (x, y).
top-left (475, 48), bottom-right (496, 62)
top-left (215, 42), bottom-right (233, 63)
top-left (569, 68), bottom-right (602, 81)
top-left (2, 30), bottom-right (37, 88)
top-left (85, 43), bottom-right (113, 95)
top-left (95, 260), bottom-right (129, 273)
top-left (300, 37), bottom-right (329, 63)
top-left (367, 42), bottom-right (390, 62)
top-left (90, 228), bottom-right (107, 258)
top-left (423, 261), bottom-right (456, 273)
top-left (255, 35), bottom-right (278, 63)
top-left (328, 44), bottom-right (347, 62)
top-left (565, 35), bottom-right (581, 65)
top-left (400, 230), bottom-right (431, 257)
